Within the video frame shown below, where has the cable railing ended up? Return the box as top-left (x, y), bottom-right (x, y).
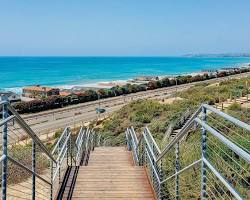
top-left (0, 96), bottom-right (99, 200)
top-left (126, 104), bottom-right (250, 200)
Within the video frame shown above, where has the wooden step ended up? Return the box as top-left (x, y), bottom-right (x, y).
top-left (71, 147), bottom-right (155, 199)
top-left (72, 191), bottom-right (154, 199)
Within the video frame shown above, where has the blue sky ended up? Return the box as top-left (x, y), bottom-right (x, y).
top-left (0, 0), bottom-right (249, 56)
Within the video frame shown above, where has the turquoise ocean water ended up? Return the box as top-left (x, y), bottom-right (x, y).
top-left (0, 56), bottom-right (250, 93)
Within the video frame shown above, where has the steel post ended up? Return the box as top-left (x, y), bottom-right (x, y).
top-left (32, 140), bottom-right (36, 200)
top-left (140, 140), bottom-right (144, 166)
top-left (175, 142), bottom-right (180, 200)
top-left (1, 95), bottom-right (8, 200)
top-left (58, 147), bottom-right (61, 184)
top-left (70, 131), bottom-right (72, 166)
top-left (67, 129), bottom-right (69, 166)
top-left (159, 160), bottom-right (164, 200)
top-left (50, 161), bottom-right (53, 200)
top-left (201, 106), bottom-right (207, 199)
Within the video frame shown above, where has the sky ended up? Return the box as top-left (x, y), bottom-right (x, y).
top-left (0, 0), bottom-right (250, 56)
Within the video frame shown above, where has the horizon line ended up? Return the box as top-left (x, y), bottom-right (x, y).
top-left (1, 53), bottom-right (250, 58)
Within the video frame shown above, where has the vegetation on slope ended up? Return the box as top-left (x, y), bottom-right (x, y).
top-left (96, 76), bottom-right (250, 144)
top-left (95, 76), bottom-right (250, 199)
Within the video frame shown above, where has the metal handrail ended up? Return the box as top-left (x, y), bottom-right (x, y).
top-left (8, 104), bottom-right (57, 163)
top-left (156, 105), bottom-right (202, 162)
top-left (52, 126), bottom-right (71, 154)
top-left (160, 159), bottom-right (202, 184)
top-left (203, 158), bottom-right (244, 200)
top-left (142, 132), bottom-right (158, 162)
top-left (195, 118), bottom-right (250, 163)
top-left (0, 115), bottom-right (15, 127)
top-left (8, 156), bottom-right (51, 185)
top-left (126, 104), bottom-right (250, 200)
top-left (144, 127), bottom-right (161, 154)
top-left (202, 104), bottom-right (250, 131)
top-left (0, 98), bottom-right (99, 200)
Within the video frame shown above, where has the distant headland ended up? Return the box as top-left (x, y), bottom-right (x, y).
top-left (183, 53), bottom-right (250, 58)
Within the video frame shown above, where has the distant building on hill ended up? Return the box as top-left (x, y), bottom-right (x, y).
top-left (221, 67), bottom-right (240, 71)
top-left (22, 85), bottom-right (60, 98)
top-left (59, 91), bottom-right (79, 103)
top-left (134, 76), bottom-right (159, 81)
top-left (59, 91), bottom-right (73, 97)
top-left (202, 69), bottom-right (218, 73)
top-left (0, 91), bottom-right (21, 103)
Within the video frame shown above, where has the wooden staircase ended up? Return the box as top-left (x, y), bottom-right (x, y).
top-left (71, 147), bottom-right (155, 199)
top-left (169, 115), bottom-right (191, 139)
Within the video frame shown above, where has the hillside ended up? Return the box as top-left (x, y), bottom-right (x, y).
top-left (92, 76), bottom-right (250, 199)
top-left (94, 76), bottom-right (250, 145)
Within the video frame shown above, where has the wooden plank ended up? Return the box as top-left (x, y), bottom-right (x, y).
top-left (71, 198), bottom-right (154, 200)
top-left (72, 192), bottom-right (154, 198)
top-left (71, 146), bottom-right (155, 199)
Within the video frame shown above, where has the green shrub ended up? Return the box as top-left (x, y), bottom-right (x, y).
top-left (228, 103), bottom-right (242, 111)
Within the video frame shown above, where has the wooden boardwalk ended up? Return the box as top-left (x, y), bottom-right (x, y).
top-left (72, 147), bottom-right (155, 199)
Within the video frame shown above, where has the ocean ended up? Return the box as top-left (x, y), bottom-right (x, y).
top-left (0, 56), bottom-right (250, 93)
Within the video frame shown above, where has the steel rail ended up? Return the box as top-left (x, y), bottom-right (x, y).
top-left (160, 159), bottom-right (202, 184)
top-left (156, 106), bottom-right (202, 163)
top-left (52, 127), bottom-right (70, 154)
top-left (56, 133), bottom-right (72, 163)
top-left (0, 155), bottom-right (6, 163)
top-left (144, 127), bottom-right (161, 154)
top-left (1, 98), bottom-right (100, 200)
top-left (202, 104), bottom-right (250, 131)
top-left (0, 115), bottom-right (15, 127)
top-left (126, 104), bottom-right (249, 200)
top-left (130, 131), bottom-right (139, 164)
top-left (75, 126), bottom-right (83, 146)
top-left (8, 156), bottom-right (51, 185)
top-left (203, 158), bottom-right (244, 200)
top-left (75, 129), bottom-right (85, 162)
top-left (0, 100), bottom-right (8, 107)
top-left (142, 132), bottom-right (157, 162)
top-left (7, 104), bottom-right (57, 163)
top-left (195, 118), bottom-right (250, 163)
top-left (135, 135), bottom-right (143, 153)
top-left (145, 147), bottom-right (161, 184)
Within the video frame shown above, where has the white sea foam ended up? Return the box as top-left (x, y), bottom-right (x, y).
top-left (56, 79), bottom-right (129, 90)
top-left (1, 87), bottom-right (23, 94)
top-left (1, 79), bottom-right (128, 94)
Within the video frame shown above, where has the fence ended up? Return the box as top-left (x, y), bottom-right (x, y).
top-left (126, 104), bottom-right (250, 200)
top-left (0, 95), bottom-right (98, 199)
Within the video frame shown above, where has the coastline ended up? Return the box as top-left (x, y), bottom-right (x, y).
top-left (2, 61), bottom-right (250, 94)
top-left (21, 71), bottom-right (250, 120)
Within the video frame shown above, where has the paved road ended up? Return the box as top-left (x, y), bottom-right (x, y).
top-left (13, 72), bottom-right (250, 137)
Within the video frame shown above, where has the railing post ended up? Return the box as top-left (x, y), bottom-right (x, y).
top-left (98, 134), bottom-right (101, 146)
top-left (67, 128), bottom-right (69, 166)
top-left (58, 146), bottom-right (61, 184)
top-left (140, 139), bottom-right (144, 166)
top-left (159, 160), bottom-right (164, 200)
top-left (70, 131), bottom-right (72, 166)
top-left (175, 142), bottom-right (180, 200)
top-left (126, 130), bottom-right (131, 151)
top-left (1, 95), bottom-right (8, 200)
top-left (32, 140), bottom-right (36, 200)
top-left (50, 161), bottom-right (53, 200)
top-left (201, 106), bottom-right (207, 200)
top-left (152, 146), bottom-right (156, 183)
